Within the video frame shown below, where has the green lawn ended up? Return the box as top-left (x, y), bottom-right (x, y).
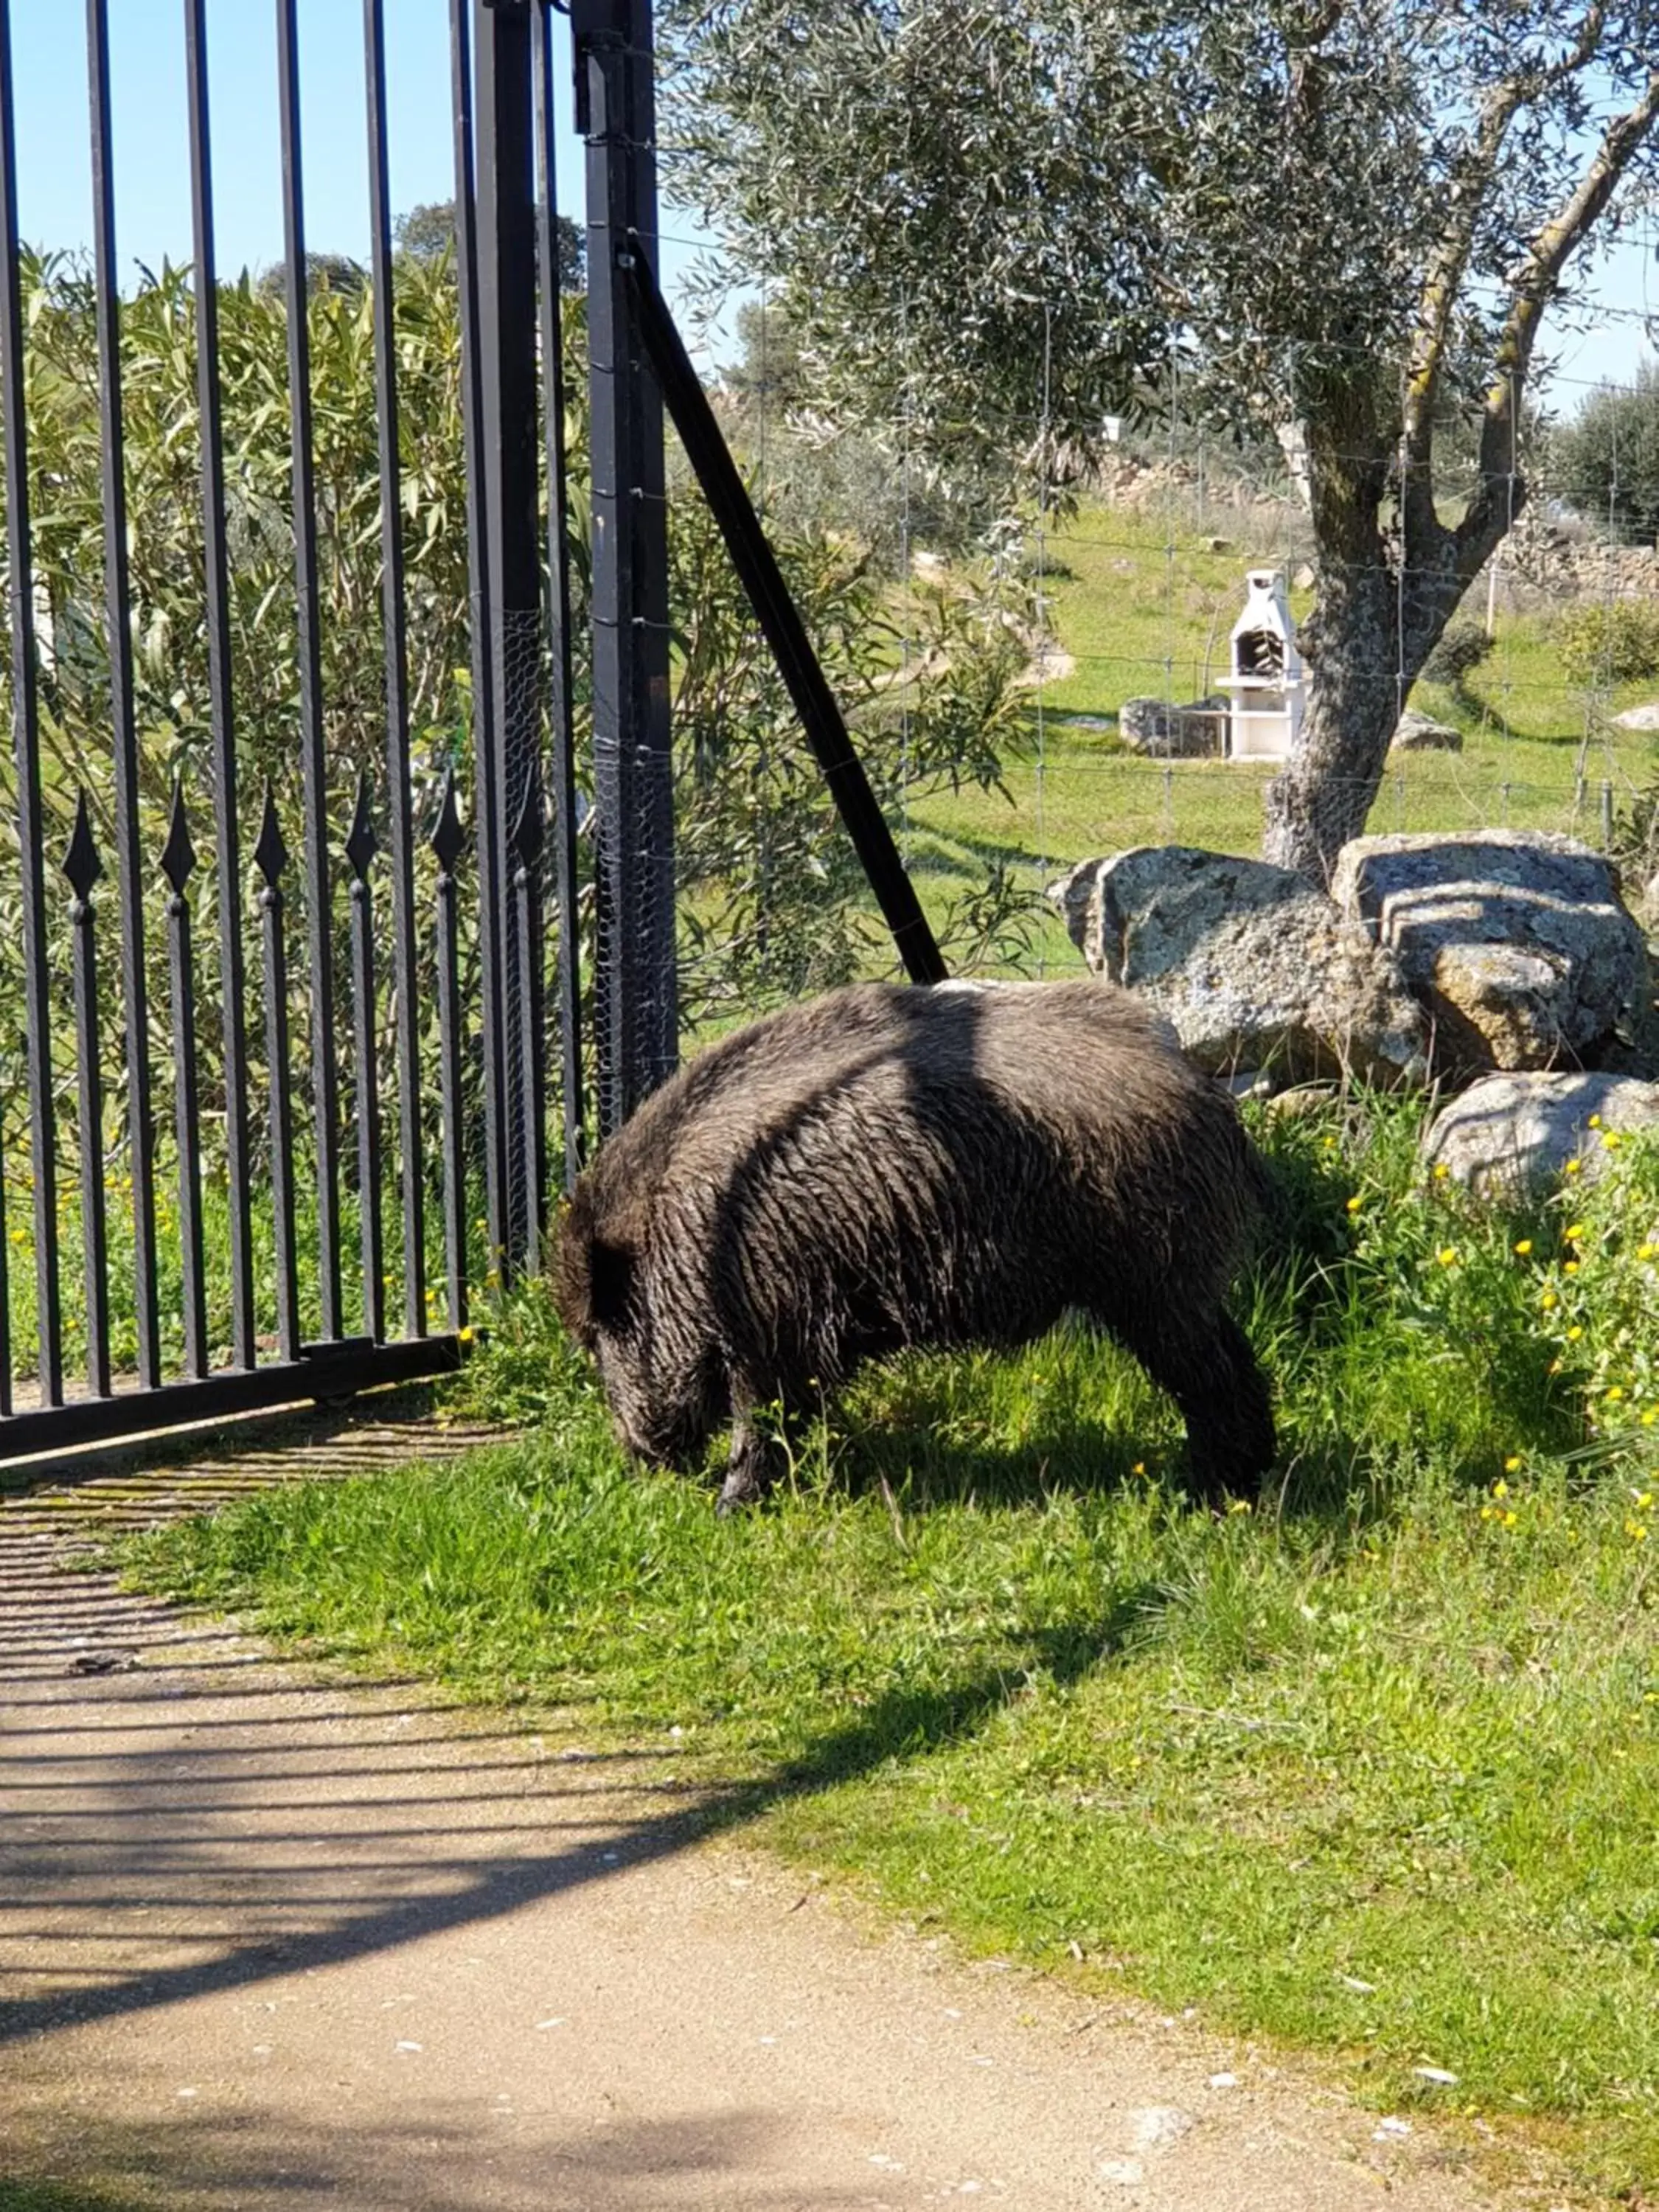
top-left (900, 501), bottom-right (1659, 970)
top-left (122, 1099), bottom-right (1659, 2200)
top-left (0, 2185), bottom-right (150, 2212)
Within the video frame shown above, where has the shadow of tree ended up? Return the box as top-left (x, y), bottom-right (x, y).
top-left (1, 2107), bottom-right (884, 2212)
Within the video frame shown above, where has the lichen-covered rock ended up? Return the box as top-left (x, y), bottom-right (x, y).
top-left (1389, 709), bottom-right (1463, 752)
top-left (1116, 696), bottom-right (1227, 759)
top-left (1049, 846), bottom-right (1429, 1087)
top-left (1329, 830), bottom-right (1648, 1077)
top-left (1422, 1071), bottom-right (1659, 1197)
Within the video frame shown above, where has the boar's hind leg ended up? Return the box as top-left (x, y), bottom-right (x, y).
top-left (1116, 1308), bottom-right (1275, 1503)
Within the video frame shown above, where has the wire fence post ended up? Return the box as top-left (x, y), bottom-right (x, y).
top-left (574, 0), bottom-right (676, 1138)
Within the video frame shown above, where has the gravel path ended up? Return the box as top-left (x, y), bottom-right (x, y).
top-left (1, 1405), bottom-right (1518, 2211)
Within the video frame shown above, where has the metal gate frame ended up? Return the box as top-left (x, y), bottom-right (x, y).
top-left (0, 0), bottom-right (940, 1464)
top-left (0, 0), bottom-right (585, 1460)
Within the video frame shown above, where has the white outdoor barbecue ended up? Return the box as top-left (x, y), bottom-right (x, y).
top-left (1217, 568), bottom-right (1306, 760)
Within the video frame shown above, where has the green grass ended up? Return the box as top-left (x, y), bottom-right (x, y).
top-left (0, 2185), bottom-right (151, 2212)
top-left (900, 501), bottom-right (1659, 964)
top-left (119, 1100), bottom-right (1659, 2197)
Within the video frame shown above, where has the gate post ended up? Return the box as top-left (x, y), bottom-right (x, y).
top-left (474, 0), bottom-right (544, 1268)
top-left (571, 0), bottom-right (676, 1138)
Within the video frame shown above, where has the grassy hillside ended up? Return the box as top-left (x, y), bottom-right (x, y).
top-left (902, 501), bottom-right (1659, 968)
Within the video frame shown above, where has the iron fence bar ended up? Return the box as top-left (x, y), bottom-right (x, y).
top-left (572, 0), bottom-right (677, 1138)
top-left (346, 780), bottom-right (385, 1343)
top-left (276, 0), bottom-right (344, 1342)
top-left (534, 0), bottom-right (584, 1192)
top-left (86, 0), bottom-right (161, 1391)
top-left (622, 242), bottom-right (950, 988)
top-left (363, 0), bottom-right (426, 1340)
top-left (476, 0), bottom-right (543, 1278)
top-left (510, 780), bottom-right (544, 1265)
top-left (0, 1335), bottom-right (462, 1465)
top-left (184, 0), bottom-right (257, 1371)
top-left (0, 1165), bottom-right (12, 1416)
top-left (255, 793), bottom-right (302, 1363)
top-left (451, 0), bottom-right (509, 1276)
top-left (161, 787), bottom-right (209, 1381)
top-left (432, 774), bottom-right (469, 1330)
top-left (0, 0), bottom-right (63, 1408)
top-left (64, 796), bottom-right (112, 1400)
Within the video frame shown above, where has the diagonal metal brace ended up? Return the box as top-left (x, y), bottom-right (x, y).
top-left (619, 232), bottom-right (948, 988)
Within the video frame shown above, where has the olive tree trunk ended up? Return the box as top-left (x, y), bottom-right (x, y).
top-left (1262, 408), bottom-right (1521, 885)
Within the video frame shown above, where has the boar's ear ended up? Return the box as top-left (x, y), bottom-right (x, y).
top-left (588, 1239), bottom-right (638, 1329)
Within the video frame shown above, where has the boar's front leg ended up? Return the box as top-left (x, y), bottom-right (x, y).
top-left (716, 1421), bottom-right (782, 1514)
top-left (715, 1374), bottom-right (793, 1516)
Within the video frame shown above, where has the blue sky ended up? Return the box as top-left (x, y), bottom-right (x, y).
top-left (11, 1), bottom-right (711, 310)
top-left (7, 0), bottom-right (1655, 414)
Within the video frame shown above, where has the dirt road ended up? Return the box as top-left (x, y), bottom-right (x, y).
top-left (1, 1416), bottom-right (1517, 2211)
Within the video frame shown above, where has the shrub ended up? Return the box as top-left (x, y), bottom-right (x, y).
top-left (1555, 599), bottom-right (1659, 687)
top-left (1421, 619), bottom-right (1492, 687)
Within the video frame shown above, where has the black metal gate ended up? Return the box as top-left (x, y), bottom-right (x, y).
top-left (0, 0), bottom-right (591, 1457)
top-left (0, 0), bottom-right (943, 1463)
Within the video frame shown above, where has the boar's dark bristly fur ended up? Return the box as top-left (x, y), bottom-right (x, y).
top-left (556, 979), bottom-right (1275, 1511)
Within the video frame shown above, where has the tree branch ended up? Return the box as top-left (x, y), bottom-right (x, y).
top-left (1455, 60), bottom-right (1659, 575)
top-left (1401, 2), bottom-right (1607, 534)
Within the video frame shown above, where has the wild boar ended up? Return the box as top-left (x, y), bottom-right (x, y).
top-left (556, 979), bottom-right (1275, 1510)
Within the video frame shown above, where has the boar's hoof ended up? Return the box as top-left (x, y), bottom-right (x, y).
top-left (715, 1425), bottom-right (785, 1515)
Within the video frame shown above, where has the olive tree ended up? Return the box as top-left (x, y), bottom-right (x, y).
top-left (661, 0), bottom-right (1659, 879)
top-left (1557, 361), bottom-right (1659, 544)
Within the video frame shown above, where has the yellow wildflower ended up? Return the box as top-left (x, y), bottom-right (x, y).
top-left (1565, 1158), bottom-right (1582, 1175)
top-left (1567, 1325), bottom-right (1584, 1341)
top-left (1563, 1223), bottom-right (1585, 1241)
top-left (1588, 1113), bottom-right (1603, 1129)
top-left (1504, 1455), bottom-right (1523, 1473)
top-left (1433, 1162), bottom-right (1450, 1181)
top-left (1540, 1290), bottom-right (1558, 1310)
top-left (1514, 1239), bottom-right (1533, 1256)
top-left (1493, 1478), bottom-right (1510, 1499)
top-left (1346, 1194), bottom-right (1363, 1214)
top-left (1607, 1385), bottom-right (1627, 1402)
top-left (1437, 1246), bottom-right (1458, 1266)
top-left (1564, 1260), bottom-right (1581, 1276)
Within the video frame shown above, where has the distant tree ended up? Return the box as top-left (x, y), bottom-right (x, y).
top-left (255, 251), bottom-right (367, 301)
top-left (392, 200), bottom-right (456, 264)
top-left (723, 297), bottom-right (809, 411)
top-left (394, 198), bottom-right (586, 292)
top-left (664, 0), bottom-right (1659, 880)
top-left (1557, 363), bottom-right (1659, 546)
